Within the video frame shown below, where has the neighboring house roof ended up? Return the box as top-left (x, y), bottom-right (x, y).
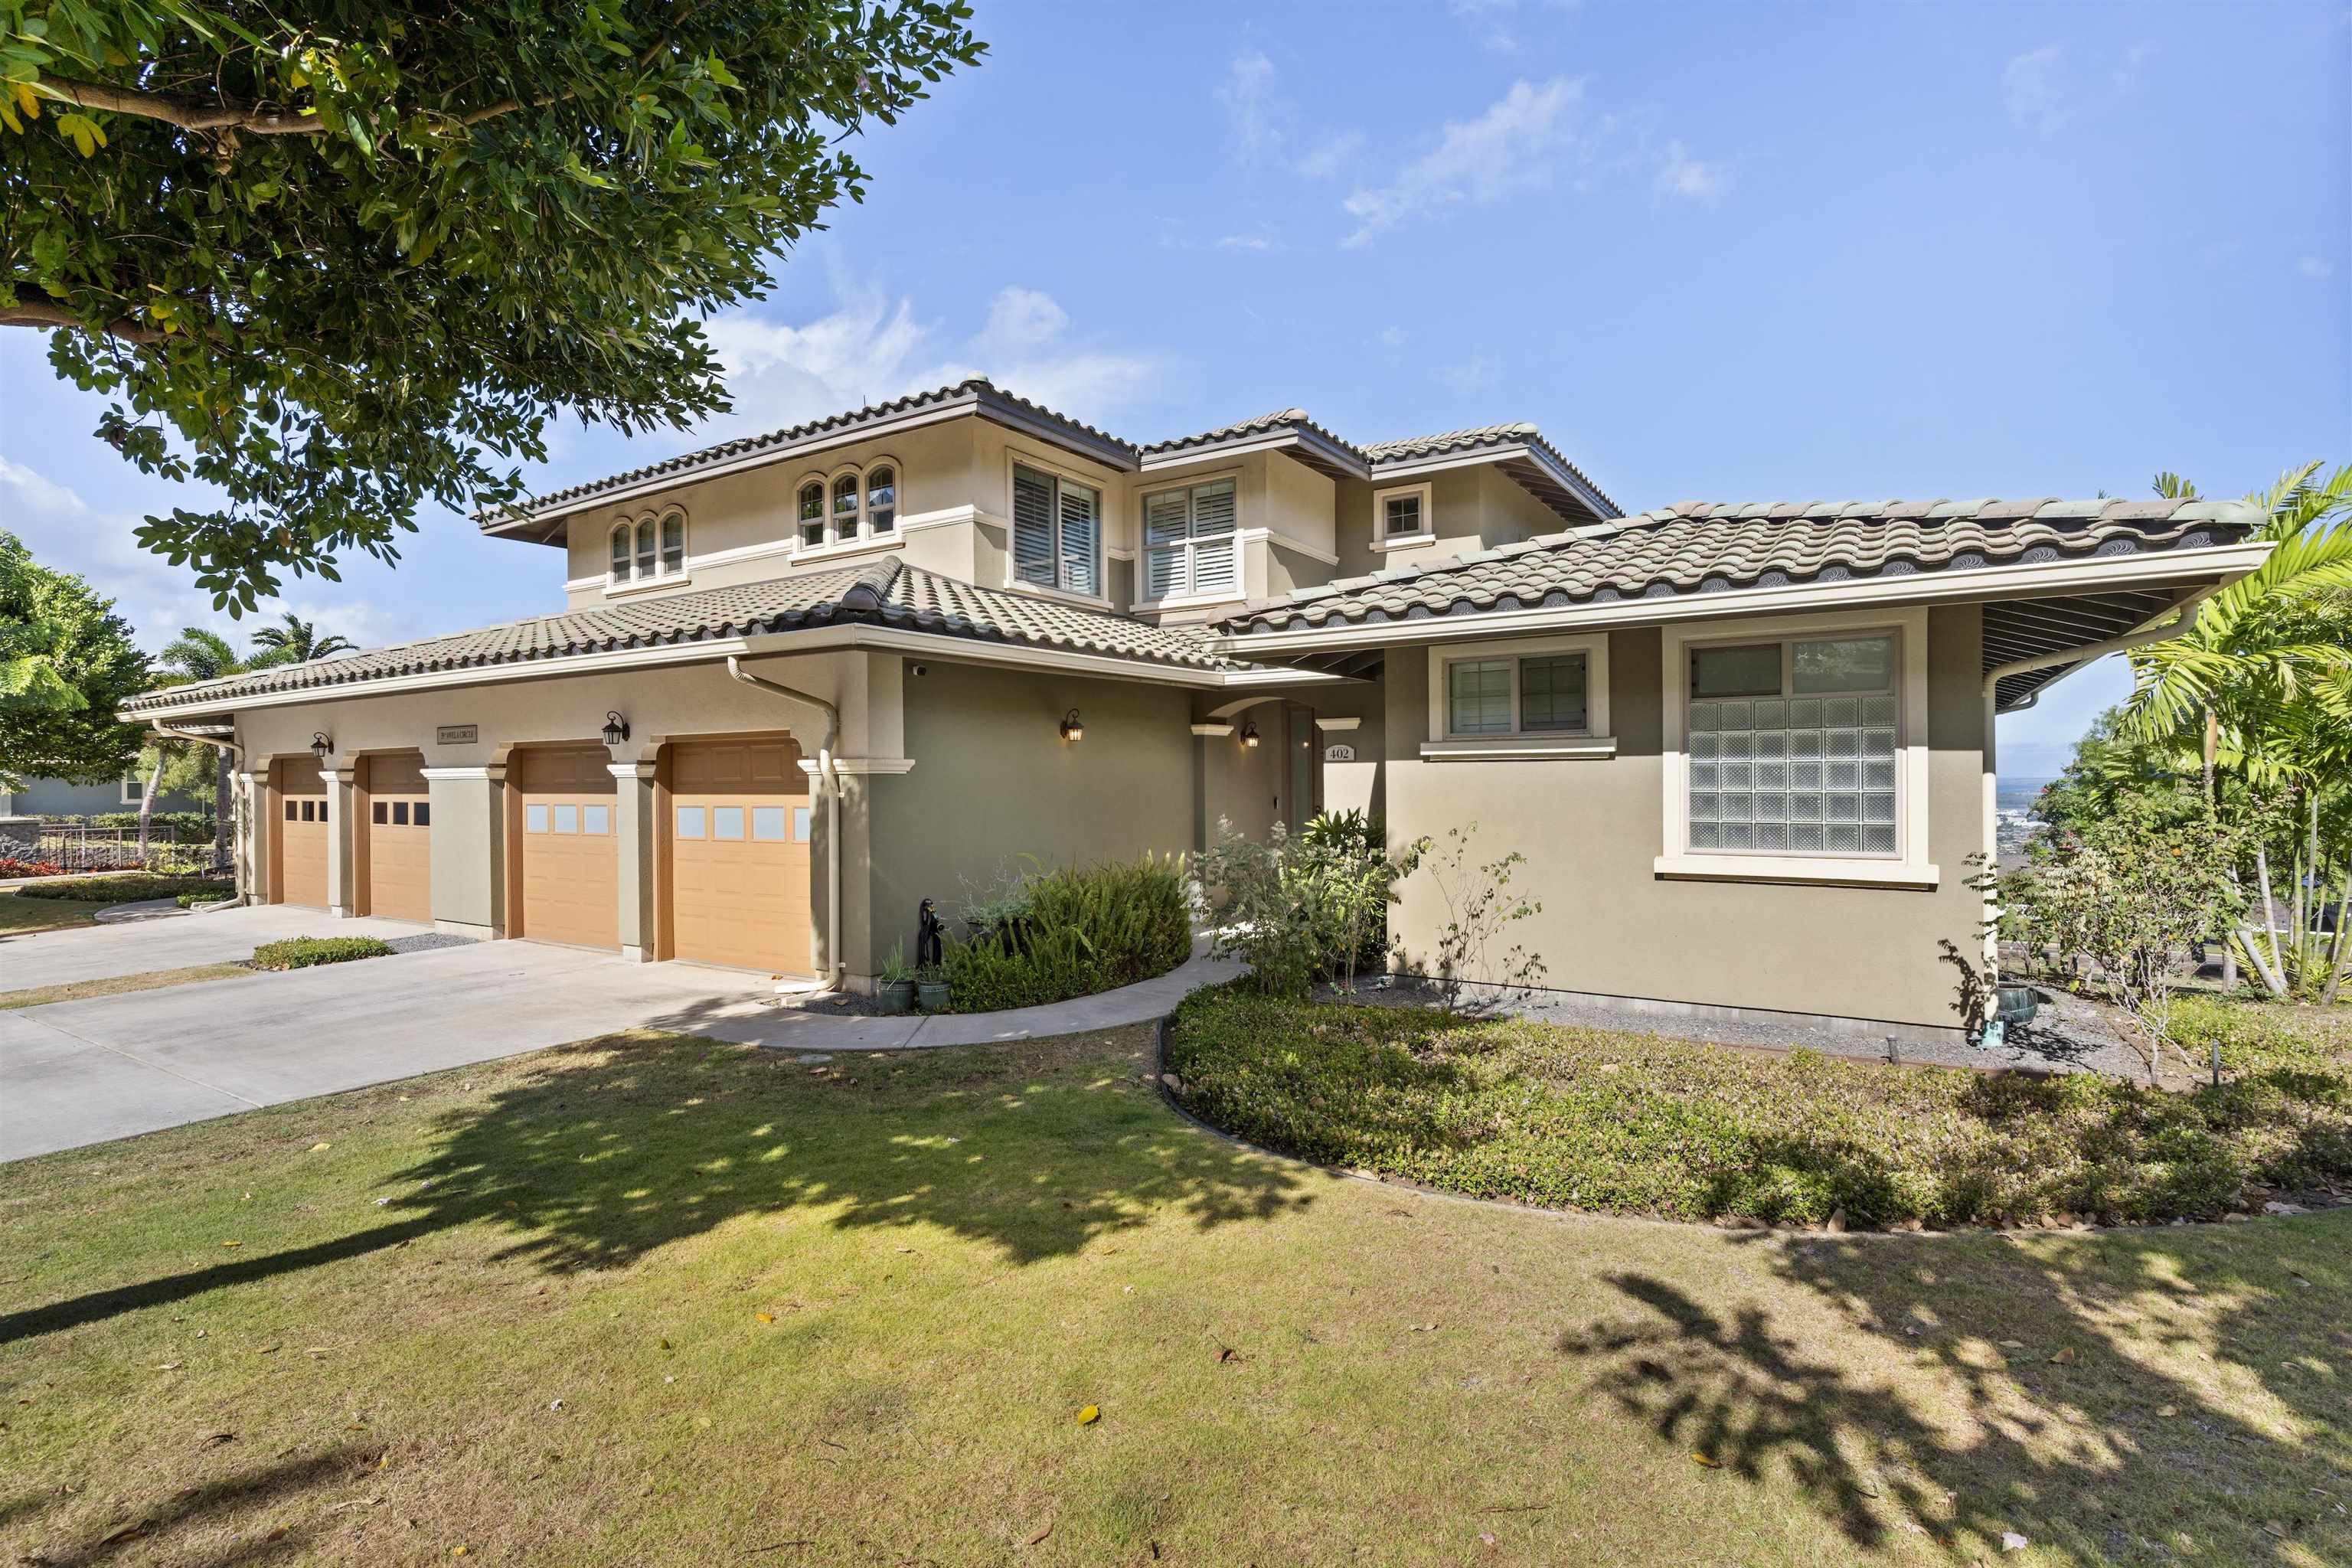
top-left (488, 381), bottom-right (1620, 538)
top-left (1220, 496), bottom-right (2263, 635)
top-left (121, 560), bottom-right (1246, 716)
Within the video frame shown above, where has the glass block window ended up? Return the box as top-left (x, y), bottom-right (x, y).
top-left (1688, 634), bottom-right (1898, 857)
top-left (1446, 658), bottom-right (1513, 735)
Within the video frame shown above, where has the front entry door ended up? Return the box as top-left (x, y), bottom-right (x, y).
top-left (1282, 704), bottom-right (1321, 833)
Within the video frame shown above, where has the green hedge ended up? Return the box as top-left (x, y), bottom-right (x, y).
top-left (1163, 985), bottom-right (2352, 1230)
top-left (940, 856), bottom-right (1191, 1014)
top-left (250, 936), bottom-right (396, 971)
top-left (18, 874), bottom-right (235, 903)
top-left (76, 812), bottom-right (217, 838)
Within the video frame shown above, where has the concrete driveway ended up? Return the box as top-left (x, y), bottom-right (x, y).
top-left (0, 938), bottom-right (776, 1162)
top-left (1, 903), bottom-right (435, 990)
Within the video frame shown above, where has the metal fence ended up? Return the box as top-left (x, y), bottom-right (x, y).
top-left (2, 819), bottom-right (227, 875)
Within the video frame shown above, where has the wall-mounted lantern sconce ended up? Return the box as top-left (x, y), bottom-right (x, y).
top-left (1059, 707), bottom-right (1085, 743)
top-left (602, 710), bottom-right (631, 747)
top-left (309, 732), bottom-right (334, 763)
top-left (1240, 721), bottom-right (1260, 749)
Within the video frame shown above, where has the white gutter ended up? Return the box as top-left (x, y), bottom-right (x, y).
top-left (725, 656), bottom-right (844, 996)
top-left (1975, 582), bottom-right (2221, 972)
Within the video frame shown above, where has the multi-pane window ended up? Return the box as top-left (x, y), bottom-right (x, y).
top-left (1383, 492), bottom-right (1423, 537)
top-left (609, 508), bottom-right (687, 586)
top-left (866, 466), bottom-right (896, 533)
top-left (1012, 462), bottom-right (1101, 595)
top-left (1443, 651), bottom-right (1589, 737)
top-left (831, 474), bottom-right (860, 534)
top-left (1142, 479), bottom-right (1238, 599)
top-left (798, 482), bottom-right (825, 547)
top-left (1687, 635), bottom-right (1897, 856)
top-left (797, 464), bottom-right (901, 549)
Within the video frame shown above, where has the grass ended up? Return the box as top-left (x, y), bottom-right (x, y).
top-left (2, 1027), bottom-right (2345, 1566)
top-left (0, 962), bottom-right (256, 1011)
top-left (0, 887), bottom-right (122, 934)
top-left (1164, 987), bottom-right (2352, 1230)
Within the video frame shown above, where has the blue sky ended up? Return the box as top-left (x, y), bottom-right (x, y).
top-left (5, 0), bottom-right (2345, 776)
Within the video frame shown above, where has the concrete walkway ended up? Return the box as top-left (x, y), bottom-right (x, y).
top-left (1, 903), bottom-right (433, 990)
top-left (0, 922), bottom-right (1240, 1161)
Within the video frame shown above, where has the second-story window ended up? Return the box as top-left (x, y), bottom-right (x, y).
top-left (867, 466), bottom-right (896, 533)
top-left (831, 473), bottom-right (860, 537)
top-left (798, 482), bottom-right (825, 547)
top-left (609, 508), bottom-right (688, 587)
top-left (1142, 479), bottom-right (1239, 599)
top-left (1011, 462), bottom-right (1099, 596)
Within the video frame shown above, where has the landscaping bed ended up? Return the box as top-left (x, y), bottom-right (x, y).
top-left (15, 873), bottom-right (235, 905)
top-left (249, 936), bottom-right (397, 971)
top-left (1162, 985), bottom-right (2352, 1230)
top-left (898, 855), bottom-right (1190, 1014)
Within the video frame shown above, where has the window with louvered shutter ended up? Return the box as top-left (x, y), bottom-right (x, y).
top-left (1141, 479), bottom-right (1240, 599)
top-left (1057, 479), bottom-right (1099, 594)
top-left (1012, 464), bottom-right (1057, 586)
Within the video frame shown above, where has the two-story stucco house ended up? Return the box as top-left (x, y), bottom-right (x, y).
top-left (121, 378), bottom-right (2268, 1038)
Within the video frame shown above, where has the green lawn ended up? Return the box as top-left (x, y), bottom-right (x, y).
top-left (0, 887), bottom-right (121, 933)
top-left (0, 962), bottom-right (257, 1011)
top-left (2, 1027), bottom-right (2345, 1566)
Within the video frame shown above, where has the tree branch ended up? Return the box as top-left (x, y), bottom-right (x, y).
top-left (42, 76), bottom-right (322, 136)
top-left (0, 301), bottom-right (165, 345)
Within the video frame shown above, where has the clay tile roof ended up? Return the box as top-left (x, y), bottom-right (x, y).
top-left (1138, 407), bottom-right (1367, 461)
top-left (1220, 496), bottom-right (2265, 637)
top-left (126, 560), bottom-right (1246, 714)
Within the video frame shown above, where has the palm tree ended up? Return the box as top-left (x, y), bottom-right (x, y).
top-left (250, 612), bottom-right (360, 663)
top-left (150, 629), bottom-right (290, 864)
top-left (2121, 461), bottom-right (2352, 996)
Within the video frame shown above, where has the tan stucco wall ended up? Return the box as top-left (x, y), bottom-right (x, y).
top-left (1332, 465), bottom-right (1572, 579)
top-left (864, 660), bottom-right (1195, 965)
top-left (1380, 605), bottom-right (1988, 1031)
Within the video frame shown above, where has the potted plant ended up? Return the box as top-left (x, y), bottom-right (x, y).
top-left (875, 946), bottom-right (915, 1015)
top-left (914, 962), bottom-right (951, 1013)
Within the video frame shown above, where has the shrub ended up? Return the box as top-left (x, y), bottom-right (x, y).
top-left (18, 874), bottom-right (235, 903)
top-left (1163, 985), bottom-right (2352, 1230)
top-left (250, 936), bottom-right (397, 970)
top-left (939, 855), bottom-right (1190, 1013)
top-left (1194, 813), bottom-right (1426, 998)
top-left (178, 890), bottom-right (238, 909)
top-left (0, 858), bottom-right (67, 878)
top-left (80, 811), bottom-right (217, 840)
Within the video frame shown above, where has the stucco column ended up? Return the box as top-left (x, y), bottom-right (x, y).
top-left (609, 760), bottom-right (658, 962)
top-left (237, 765), bottom-right (271, 905)
top-left (420, 764), bottom-right (506, 939)
top-left (320, 763), bottom-right (358, 918)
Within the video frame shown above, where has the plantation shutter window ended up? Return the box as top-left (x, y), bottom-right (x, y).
top-left (1446, 659), bottom-right (1513, 736)
top-left (798, 482), bottom-right (825, 547)
top-left (1142, 479), bottom-right (1239, 599)
top-left (867, 466), bottom-right (897, 534)
top-left (1011, 463), bottom-right (1099, 594)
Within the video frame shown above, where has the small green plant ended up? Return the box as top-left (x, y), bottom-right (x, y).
top-left (250, 936), bottom-right (397, 971)
top-left (18, 874), bottom-right (234, 903)
top-left (1195, 813), bottom-right (1426, 998)
top-left (938, 855), bottom-right (1190, 1013)
top-left (877, 944), bottom-right (913, 988)
top-left (1406, 823), bottom-right (1547, 1010)
top-left (176, 890), bottom-right (237, 909)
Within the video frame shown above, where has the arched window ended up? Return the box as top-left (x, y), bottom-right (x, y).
top-left (634, 518), bottom-right (657, 580)
top-left (866, 466), bottom-right (897, 534)
top-left (659, 509), bottom-right (686, 573)
top-left (831, 473), bottom-right (860, 536)
top-left (609, 510), bottom-right (688, 586)
top-left (609, 522), bottom-right (632, 584)
top-left (798, 481), bottom-right (825, 547)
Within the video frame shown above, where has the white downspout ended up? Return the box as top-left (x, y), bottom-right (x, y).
top-left (725, 656), bottom-right (844, 995)
top-left (149, 720), bottom-right (247, 900)
top-left (1976, 583), bottom-right (2221, 971)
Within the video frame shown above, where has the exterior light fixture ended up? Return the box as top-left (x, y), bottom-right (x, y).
top-left (602, 710), bottom-right (631, 747)
top-left (309, 732), bottom-right (333, 763)
top-left (1240, 722), bottom-right (1260, 749)
top-left (1060, 707), bottom-right (1084, 742)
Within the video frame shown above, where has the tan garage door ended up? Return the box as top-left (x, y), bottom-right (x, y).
top-left (276, 760), bottom-right (328, 908)
top-left (516, 746), bottom-right (618, 949)
top-left (366, 752), bottom-right (433, 922)
top-left (669, 737), bottom-right (812, 975)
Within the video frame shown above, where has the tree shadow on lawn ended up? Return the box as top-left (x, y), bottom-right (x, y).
top-left (3, 1027), bottom-right (1312, 1344)
top-left (0, 1444), bottom-right (373, 1567)
top-left (1556, 1217), bottom-right (2352, 1564)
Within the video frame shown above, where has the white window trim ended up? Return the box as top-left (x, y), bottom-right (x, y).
top-left (121, 775), bottom-right (143, 803)
top-left (1374, 481), bottom-right (1435, 551)
top-left (605, 506), bottom-right (690, 594)
top-left (1138, 472), bottom-right (1243, 606)
top-left (1656, 606), bottom-right (1936, 889)
top-left (1004, 451), bottom-right (1106, 599)
top-left (1422, 632), bottom-right (1613, 760)
top-left (786, 456), bottom-right (903, 556)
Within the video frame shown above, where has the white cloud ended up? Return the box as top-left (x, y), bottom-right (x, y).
top-left (1292, 129), bottom-right (1365, 182)
top-left (1440, 354), bottom-right (1500, 395)
top-left (2297, 254), bottom-right (2335, 280)
top-left (2003, 41), bottom-right (2154, 133)
top-left (0, 456), bottom-right (409, 656)
top-left (1655, 139), bottom-right (1721, 200)
top-left (701, 281), bottom-right (1160, 437)
top-left (1218, 49), bottom-right (1286, 167)
top-left (1341, 77), bottom-right (1586, 246)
